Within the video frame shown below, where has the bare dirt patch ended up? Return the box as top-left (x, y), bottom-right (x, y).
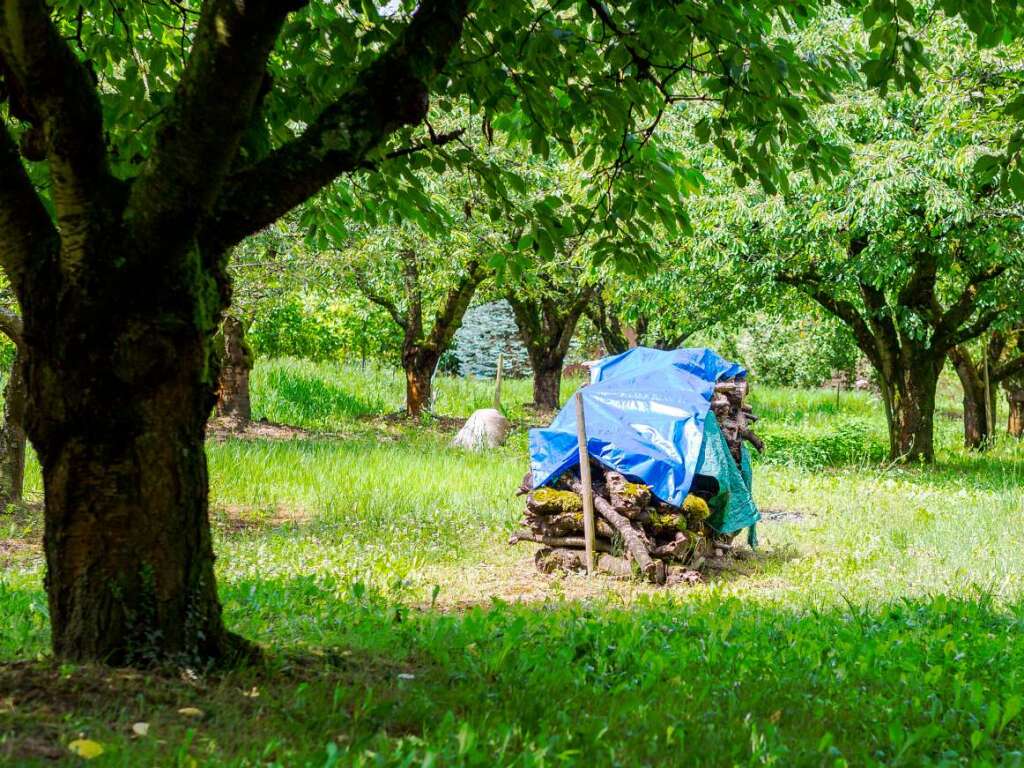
top-left (414, 540), bottom-right (801, 610)
top-left (0, 502), bottom-right (43, 566)
top-left (207, 417), bottom-right (314, 442)
top-left (211, 503), bottom-right (314, 535)
top-left (0, 538), bottom-right (39, 567)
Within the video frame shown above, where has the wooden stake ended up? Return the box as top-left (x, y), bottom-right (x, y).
top-left (575, 390), bottom-right (596, 575)
top-left (493, 353), bottom-right (503, 411)
top-left (984, 341), bottom-right (993, 441)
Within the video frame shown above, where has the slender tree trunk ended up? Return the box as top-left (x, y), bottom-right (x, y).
top-left (403, 348), bottom-right (439, 418)
top-left (0, 347), bottom-right (26, 510)
top-left (879, 359), bottom-right (940, 462)
top-left (950, 347), bottom-right (994, 449)
top-left (532, 361), bottom-right (563, 411)
top-left (507, 292), bottom-right (588, 412)
top-left (23, 247), bottom-right (248, 666)
top-left (1008, 385), bottom-right (1024, 438)
top-left (215, 315), bottom-right (253, 423)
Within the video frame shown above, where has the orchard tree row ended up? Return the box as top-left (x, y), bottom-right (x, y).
top-left (1, 0), bottom-right (1023, 664)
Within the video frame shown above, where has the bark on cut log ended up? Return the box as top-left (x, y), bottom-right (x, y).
top-left (534, 548), bottom-right (636, 579)
top-left (513, 533), bottom-right (614, 553)
top-left (567, 477), bottom-right (664, 584)
top-left (604, 471), bottom-right (651, 518)
top-left (651, 532), bottom-right (690, 560)
top-left (523, 511), bottom-right (616, 539)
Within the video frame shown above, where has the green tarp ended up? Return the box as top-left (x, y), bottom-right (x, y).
top-left (694, 412), bottom-right (760, 547)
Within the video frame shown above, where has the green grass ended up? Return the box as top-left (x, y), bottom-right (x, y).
top-left (2, 360), bottom-right (1024, 766)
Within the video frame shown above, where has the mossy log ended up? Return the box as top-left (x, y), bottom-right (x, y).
top-left (604, 471), bottom-right (651, 518)
top-left (523, 510), bottom-right (616, 539)
top-left (638, 507), bottom-right (686, 536)
top-left (526, 488), bottom-right (582, 516)
top-left (511, 533), bottom-right (615, 553)
top-left (567, 477), bottom-right (664, 584)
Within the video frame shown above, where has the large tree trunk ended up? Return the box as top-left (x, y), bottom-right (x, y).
top-left (949, 346), bottom-right (997, 449)
top-left (0, 347), bottom-right (26, 510)
top-left (215, 315), bottom-right (253, 423)
top-left (880, 359), bottom-right (940, 462)
top-left (23, 251), bottom-right (247, 666)
top-left (532, 361), bottom-right (563, 411)
top-left (1008, 385), bottom-right (1024, 438)
top-left (404, 348), bottom-right (439, 418)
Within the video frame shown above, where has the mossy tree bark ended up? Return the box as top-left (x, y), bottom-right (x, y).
top-left (0, 309), bottom-right (26, 511)
top-left (780, 243), bottom-right (1010, 463)
top-left (949, 329), bottom-right (1024, 447)
top-left (0, 0), bottom-right (468, 663)
top-left (216, 315), bottom-right (253, 423)
top-left (998, 329), bottom-right (1024, 439)
top-left (951, 341), bottom-right (1003, 449)
top-left (361, 251), bottom-right (487, 418)
top-left (1008, 385), bottom-right (1024, 438)
top-left (507, 283), bottom-right (593, 411)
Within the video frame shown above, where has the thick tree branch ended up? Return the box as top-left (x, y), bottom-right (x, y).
top-left (505, 291), bottom-right (543, 349)
top-left (585, 292), bottom-right (629, 354)
top-left (859, 281), bottom-right (901, 367)
top-left (206, 0), bottom-right (469, 252)
top-left (0, 305), bottom-right (23, 347)
top-left (776, 271), bottom-right (881, 370)
top-left (425, 259), bottom-right (487, 352)
top-left (359, 283), bottom-right (407, 332)
top-left (896, 251), bottom-right (938, 326)
top-left (936, 265), bottom-right (1007, 347)
top-left (400, 251), bottom-right (423, 342)
top-left (994, 353), bottom-right (1024, 383)
top-left (555, 286), bottom-right (595, 357)
top-left (0, 0), bottom-right (113, 231)
top-left (127, 0), bottom-right (303, 248)
top-left (948, 308), bottom-right (1005, 349)
top-left (0, 120), bottom-right (58, 291)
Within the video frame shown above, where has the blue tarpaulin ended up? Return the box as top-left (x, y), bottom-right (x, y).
top-left (528, 347), bottom-right (759, 541)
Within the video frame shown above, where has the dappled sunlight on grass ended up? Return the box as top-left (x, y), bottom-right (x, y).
top-left (3, 360), bottom-right (1024, 765)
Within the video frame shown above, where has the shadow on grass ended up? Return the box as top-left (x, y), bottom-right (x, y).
top-left (4, 582), bottom-right (1024, 766)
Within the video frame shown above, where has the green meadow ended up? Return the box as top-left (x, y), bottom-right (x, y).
top-left (2, 359), bottom-right (1023, 766)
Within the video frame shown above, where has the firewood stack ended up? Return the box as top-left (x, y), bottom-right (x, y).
top-left (511, 377), bottom-right (763, 584)
top-left (510, 466), bottom-right (713, 585)
top-left (711, 377), bottom-right (763, 462)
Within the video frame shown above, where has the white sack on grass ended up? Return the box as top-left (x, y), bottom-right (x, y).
top-left (452, 408), bottom-right (510, 450)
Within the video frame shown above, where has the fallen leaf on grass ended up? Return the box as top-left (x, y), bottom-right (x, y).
top-left (68, 739), bottom-right (104, 759)
top-left (132, 722), bottom-right (149, 736)
top-left (177, 707), bottom-right (205, 719)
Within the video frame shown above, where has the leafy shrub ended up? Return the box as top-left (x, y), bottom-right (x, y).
top-left (732, 311), bottom-right (860, 388)
top-left (248, 294), bottom-right (400, 362)
top-left (250, 358), bottom-right (390, 427)
top-left (757, 416), bottom-right (888, 468)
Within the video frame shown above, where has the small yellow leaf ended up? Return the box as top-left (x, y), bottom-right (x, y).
top-left (132, 722), bottom-right (149, 736)
top-left (184, 757), bottom-right (197, 768)
top-left (68, 739), bottom-right (104, 759)
top-left (177, 707), bottom-right (205, 719)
